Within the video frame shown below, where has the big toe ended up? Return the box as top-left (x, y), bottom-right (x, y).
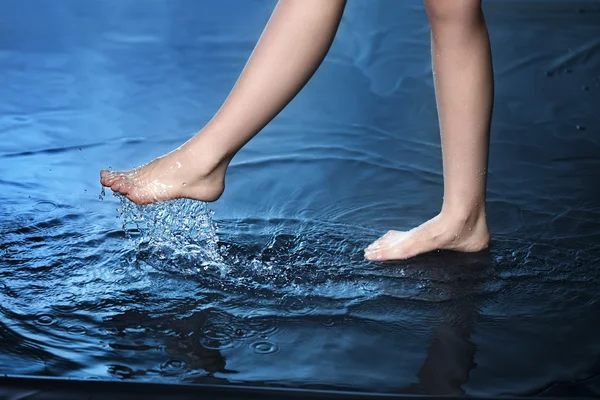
top-left (364, 231), bottom-right (409, 261)
top-left (100, 170), bottom-right (122, 186)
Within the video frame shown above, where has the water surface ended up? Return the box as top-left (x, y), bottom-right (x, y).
top-left (1, 0), bottom-right (600, 397)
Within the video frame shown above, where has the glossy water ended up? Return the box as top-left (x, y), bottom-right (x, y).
top-left (1, 0), bottom-right (600, 397)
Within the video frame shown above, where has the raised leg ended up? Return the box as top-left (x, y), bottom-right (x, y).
top-left (100, 0), bottom-right (346, 205)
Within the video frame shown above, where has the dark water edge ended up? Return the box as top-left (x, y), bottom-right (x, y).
top-left (1, 0), bottom-right (600, 397)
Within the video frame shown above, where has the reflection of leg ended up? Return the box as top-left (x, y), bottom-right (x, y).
top-left (100, 0), bottom-right (347, 205)
top-left (407, 255), bottom-right (485, 395)
top-left (365, 0), bottom-right (493, 261)
top-left (416, 323), bottom-right (477, 395)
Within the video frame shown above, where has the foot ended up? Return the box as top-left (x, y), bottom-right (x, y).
top-left (363, 210), bottom-right (490, 261)
top-left (99, 146), bottom-right (227, 205)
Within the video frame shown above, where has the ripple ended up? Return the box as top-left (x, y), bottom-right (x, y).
top-left (199, 336), bottom-right (235, 350)
top-left (250, 340), bottom-right (279, 355)
top-left (200, 328), bottom-right (235, 350)
top-left (33, 201), bottom-right (58, 212)
top-left (281, 296), bottom-right (318, 316)
top-left (35, 314), bottom-right (55, 326)
top-left (239, 313), bottom-right (279, 338)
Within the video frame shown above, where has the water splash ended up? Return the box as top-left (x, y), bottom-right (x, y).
top-left (115, 194), bottom-right (226, 275)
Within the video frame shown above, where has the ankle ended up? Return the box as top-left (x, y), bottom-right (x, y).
top-left (179, 139), bottom-right (232, 179)
top-left (439, 202), bottom-right (487, 230)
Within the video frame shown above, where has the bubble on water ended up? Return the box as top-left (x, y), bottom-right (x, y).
top-left (231, 326), bottom-right (256, 340)
top-left (160, 359), bottom-right (187, 372)
top-left (250, 340), bottom-right (279, 355)
top-left (66, 325), bottom-right (87, 335)
top-left (36, 314), bottom-right (55, 326)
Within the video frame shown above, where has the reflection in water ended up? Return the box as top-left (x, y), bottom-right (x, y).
top-left (404, 253), bottom-right (489, 395)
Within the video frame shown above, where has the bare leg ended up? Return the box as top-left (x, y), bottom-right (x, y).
top-left (100, 0), bottom-right (346, 204)
top-left (365, 0), bottom-right (493, 261)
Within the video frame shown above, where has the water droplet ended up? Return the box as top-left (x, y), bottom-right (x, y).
top-left (232, 327), bottom-right (254, 339)
top-left (99, 187), bottom-right (105, 201)
top-left (250, 340), bottom-right (279, 355)
top-left (67, 325), bottom-right (87, 335)
top-left (36, 314), bottom-right (55, 326)
top-left (576, 125), bottom-right (586, 131)
top-left (33, 201), bottom-right (57, 212)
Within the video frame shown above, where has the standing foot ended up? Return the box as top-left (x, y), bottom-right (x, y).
top-left (364, 210), bottom-right (490, 261)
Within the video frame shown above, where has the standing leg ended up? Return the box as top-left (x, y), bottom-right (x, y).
top-left (100, 0), bottom-right (346, 205)
top-left (365, 0), bottom-right (493, 261)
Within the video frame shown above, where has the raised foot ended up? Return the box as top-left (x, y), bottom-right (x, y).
top-left (363, 212), bottom-right (490, 262)
top-left (99, 148), bottom-right (226, 205)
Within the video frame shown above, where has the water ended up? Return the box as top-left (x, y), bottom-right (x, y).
top-left (1, 0), bottom-right (600, 397)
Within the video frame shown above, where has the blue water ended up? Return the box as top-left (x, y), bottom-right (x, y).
top-left (1, 0), bottom-right (600, 396)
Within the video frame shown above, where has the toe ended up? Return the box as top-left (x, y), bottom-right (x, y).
top-left (100, 170), bottom-right (113, 185)
top-left (364, 245), bottom-right (397, 261)
top-left (364, 231), bottom-right (411, 261)
top-left (110, 178), bottom-right (127, 193)
top-left (101, 171), bottom-right (124, 187)
top-left (117, 181), bottom-right (133, 195)
top-left (365, 230), bottom-right (401, 251)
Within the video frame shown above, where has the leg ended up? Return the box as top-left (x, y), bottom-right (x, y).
top-left (365, 0), bottom-right (493, 261)
top-left (100, 0), bottom-right (346, 205)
